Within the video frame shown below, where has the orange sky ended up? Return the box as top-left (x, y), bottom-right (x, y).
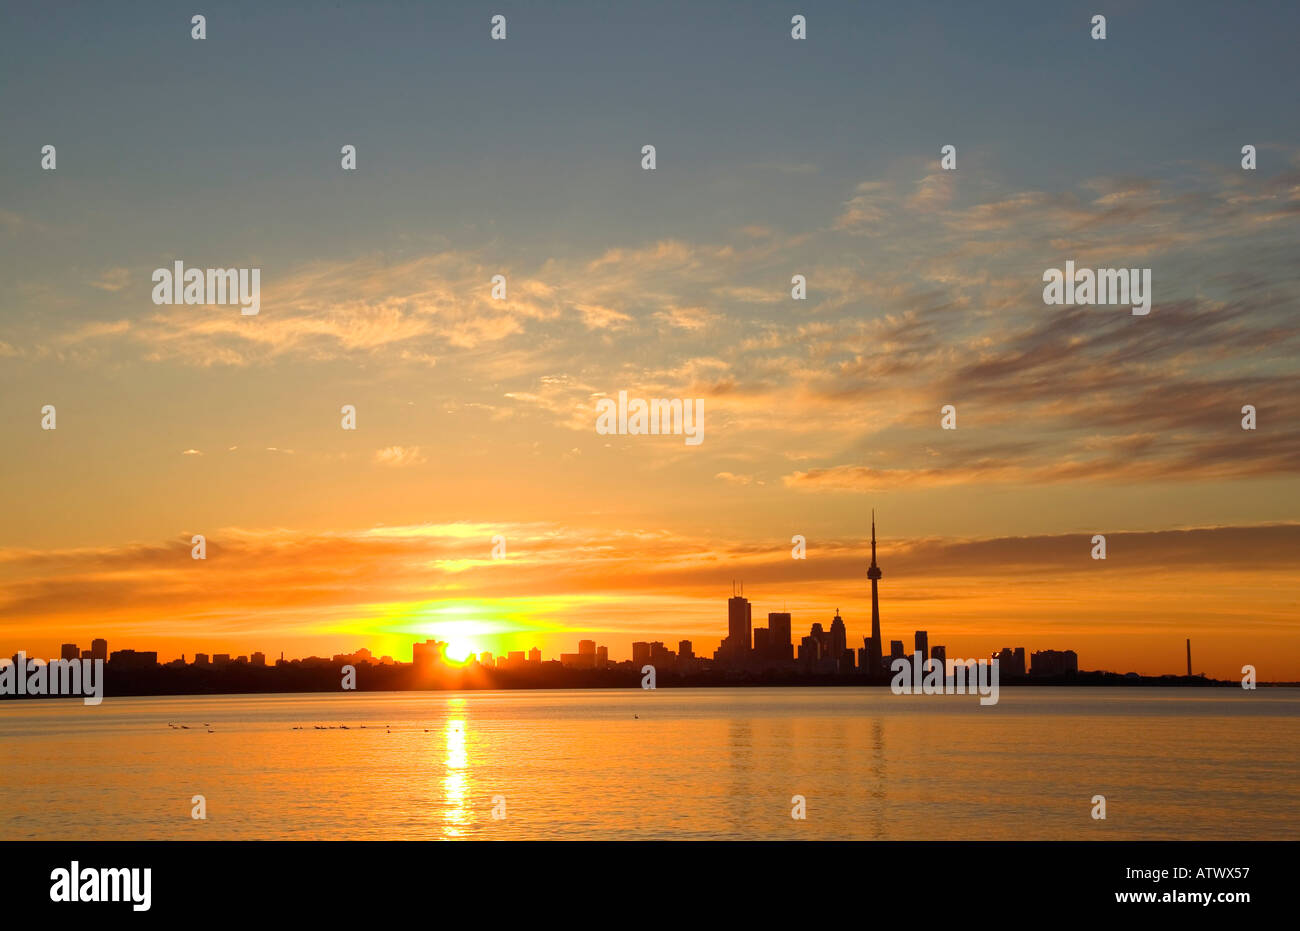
top-left (3, 103), bottom-right (1298, 679)
top-left (1, 517), bottom-right (1296, 680)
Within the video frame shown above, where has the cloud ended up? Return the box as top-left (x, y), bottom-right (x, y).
top-left (373, 446), bottom-right (426, 467)
top-left (13, 152), bottom-right (1300, 492)
top-left (89, 267), bottom-right (131, 292)
top-left (653, 305), bottom-right (719, 331)
top-left (833, 181), bottom-right (890, 234)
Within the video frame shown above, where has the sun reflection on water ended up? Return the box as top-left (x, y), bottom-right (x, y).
top-left (442, 714), bottom-right (468, 837)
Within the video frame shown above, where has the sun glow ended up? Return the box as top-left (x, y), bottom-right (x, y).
top-left (414, 613), bottom-right (498, 664)
top-left (443, 640), bottom-right (475, 663)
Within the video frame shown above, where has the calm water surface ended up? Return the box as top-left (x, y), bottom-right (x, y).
top-left (2, 688), bottom-right (1297, 840)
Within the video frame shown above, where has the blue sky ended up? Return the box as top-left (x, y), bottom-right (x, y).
top-left (4, 0), bottom-right (1298, 277)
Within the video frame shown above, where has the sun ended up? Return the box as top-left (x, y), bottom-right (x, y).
top-left (443, 640), bottom-right (475, 664)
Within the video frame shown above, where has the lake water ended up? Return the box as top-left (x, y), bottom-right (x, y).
top-left (1, 687), bottom-right (1296, 840)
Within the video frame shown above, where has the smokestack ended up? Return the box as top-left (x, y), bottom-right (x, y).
top-left (1186, 638), bottom-right (1192, 677)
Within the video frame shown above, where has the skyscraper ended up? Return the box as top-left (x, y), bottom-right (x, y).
top-left (867, 511), bottom-right (883, 676)
top-left (808, 622), bottom-right (830, 666)
top-left (91, 638), bottom-right (107, 661)
top-left (767, 612), bottom-right (793, 662)
top-left (914, 630), bottom-right (928, 662)
top-left (830, 612), bottom-right (847, 657)
top-left (726, 593), bottom-right (752, 662)
top-left (830, 611), bottom-right (849, 672)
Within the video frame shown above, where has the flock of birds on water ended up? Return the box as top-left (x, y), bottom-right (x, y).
top-left (169, 716), bottom-right (642, 734)
top-left (168, 723), bottom-right (439, 733)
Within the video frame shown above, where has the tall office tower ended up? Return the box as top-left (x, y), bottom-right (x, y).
top-left (914, 630), bottom-right (929, 662)
top-left (767, 612), bottom-right (793, 662)
top-left (753, 627), bottom-right (771, 655)
top-left (830, 611), bottom-right (847, 660)
top-left (578, 639), bottom-right (596, 656)
top-left (1012, 647), bottom-right (1026, 677)
top-left (727, 593), bottom-right (752, 661)
top-left (930, 645), bottom-right (947, 675)
top-left (596, 645), bottom-right (608, 668)
top-left (867, 511), bottom-right (884, 676)
top-left (60, 643), bottom-right (79, 661)
top-left (91, 638), bottom-right (108, 660)
top-left (528, 647), bottom-right (541, 665)
top-left (678, 640), bottom-right (694, 659)
top-left (889, 640), bottom-right (905, 661)
top-left (632, 642), bottom-right (651, 665)
top-left (1186, 639), bottom-right (1192, 676)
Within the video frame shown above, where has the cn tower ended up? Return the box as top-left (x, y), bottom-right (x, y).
top-left (867, 509), bottom-right (883, 676)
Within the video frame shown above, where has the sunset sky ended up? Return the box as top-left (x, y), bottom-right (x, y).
top-left (1, 2), bottom-right (1298, 679)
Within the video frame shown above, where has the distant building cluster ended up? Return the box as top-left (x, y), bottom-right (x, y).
top-left (59, 639), bottom-right (158, 669)
top-left (706, 516), bottom-right (1079, 679)
top-left (48, 640), bottom-right (394, 672)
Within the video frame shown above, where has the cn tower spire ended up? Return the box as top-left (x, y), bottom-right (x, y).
top-left (866, 508), bottom-right (883, 676)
